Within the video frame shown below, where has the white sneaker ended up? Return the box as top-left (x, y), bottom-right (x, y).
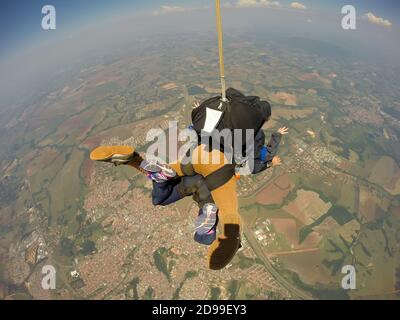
top-left (140, 160), bottom-right (176, 183)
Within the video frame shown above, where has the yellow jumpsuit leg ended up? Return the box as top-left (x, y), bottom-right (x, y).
top-left (171, 145), bottom-right (241, 270)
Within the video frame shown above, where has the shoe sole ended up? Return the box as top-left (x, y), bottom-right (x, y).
top-left (207, 224), bottom-right (240, 270)
top-left (208, 240), bottom-right (240, 270)
top-left (141, 161), bottom-right (176, 178)
top-left (90, 146), bottom-right (135, 162)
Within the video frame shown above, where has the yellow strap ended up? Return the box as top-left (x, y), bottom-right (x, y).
top-left (215, 0), bottom-right (227, 102)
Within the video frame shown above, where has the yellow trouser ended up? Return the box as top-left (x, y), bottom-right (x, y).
top-left (170, 144), bottom-right (241, 231)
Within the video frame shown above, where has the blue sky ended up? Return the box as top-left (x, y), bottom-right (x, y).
top-left (1, 0), bottom-right (398, 57)
top-left (0, 0), bottom-right (149, 55)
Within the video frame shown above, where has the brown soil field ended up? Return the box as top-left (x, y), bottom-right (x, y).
top-left (58, 115), bottom-right (93, 138)
top-left (256, 184), bottom-right (289, 206)
top-left (298, 72), bottom-right (319, 81)
top-left (313, 216), bottom-right (340, 235)
top-left (339, 219), bottom-right (361, 242)
top-left (271, 218), bottom-right (321, 250)
top-left (271, 92), bottom-right (298, 106)
top-left (275, 174), bottom-right (291, 189)
top-left (271, 218), bottom-right (297, 246)
top-left (298, 72), bottom-right (332, 87)
top-left (283, 189), bottom-right (331, 225)
top-left (256, 174), bottom-right (293, 205)
top-left (273, 107), bottom-right (316, 120)
top-left (162, 82), bottom-right (178, 90)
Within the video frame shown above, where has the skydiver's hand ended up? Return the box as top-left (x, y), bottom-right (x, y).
top-left (271, 156), bottom-right (282, 167)
top-left (277, 127), bottom-right (289, 135)
top-left (192, 101), bottom-right (200, 109)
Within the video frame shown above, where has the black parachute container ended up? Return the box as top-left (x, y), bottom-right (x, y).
top-left (191, 88), bottom-right (271, 157)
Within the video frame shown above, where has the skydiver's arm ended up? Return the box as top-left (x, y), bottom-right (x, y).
top-left (265, 132), bottom-right (282, 162)
top-left (252, 159), bottom-right (270, 173)
top-left (265, 126), bottom-right (289, 162)
top-left (251, 129), bottom-right (279, 173)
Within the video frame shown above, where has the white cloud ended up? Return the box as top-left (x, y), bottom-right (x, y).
top-left (153, 6), bottom-right (189, 16)
top-left (236, 0), bottom-right (281, 8)
top-left (153, 1), bottom-right (312, 16)
top-left (290, 2), bottom-right (307, 10)
top-left (364, 12), bottom-right (392, 28)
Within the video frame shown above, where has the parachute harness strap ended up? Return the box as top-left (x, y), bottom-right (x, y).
top-left (205, 164), bottom-right (236, 191)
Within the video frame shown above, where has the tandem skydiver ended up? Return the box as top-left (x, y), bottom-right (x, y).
top-left (90, 88), bottom-right (289, 270)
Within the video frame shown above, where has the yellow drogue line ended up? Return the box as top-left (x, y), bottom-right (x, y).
top-left (215, 0), bottom-right (227, 102)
